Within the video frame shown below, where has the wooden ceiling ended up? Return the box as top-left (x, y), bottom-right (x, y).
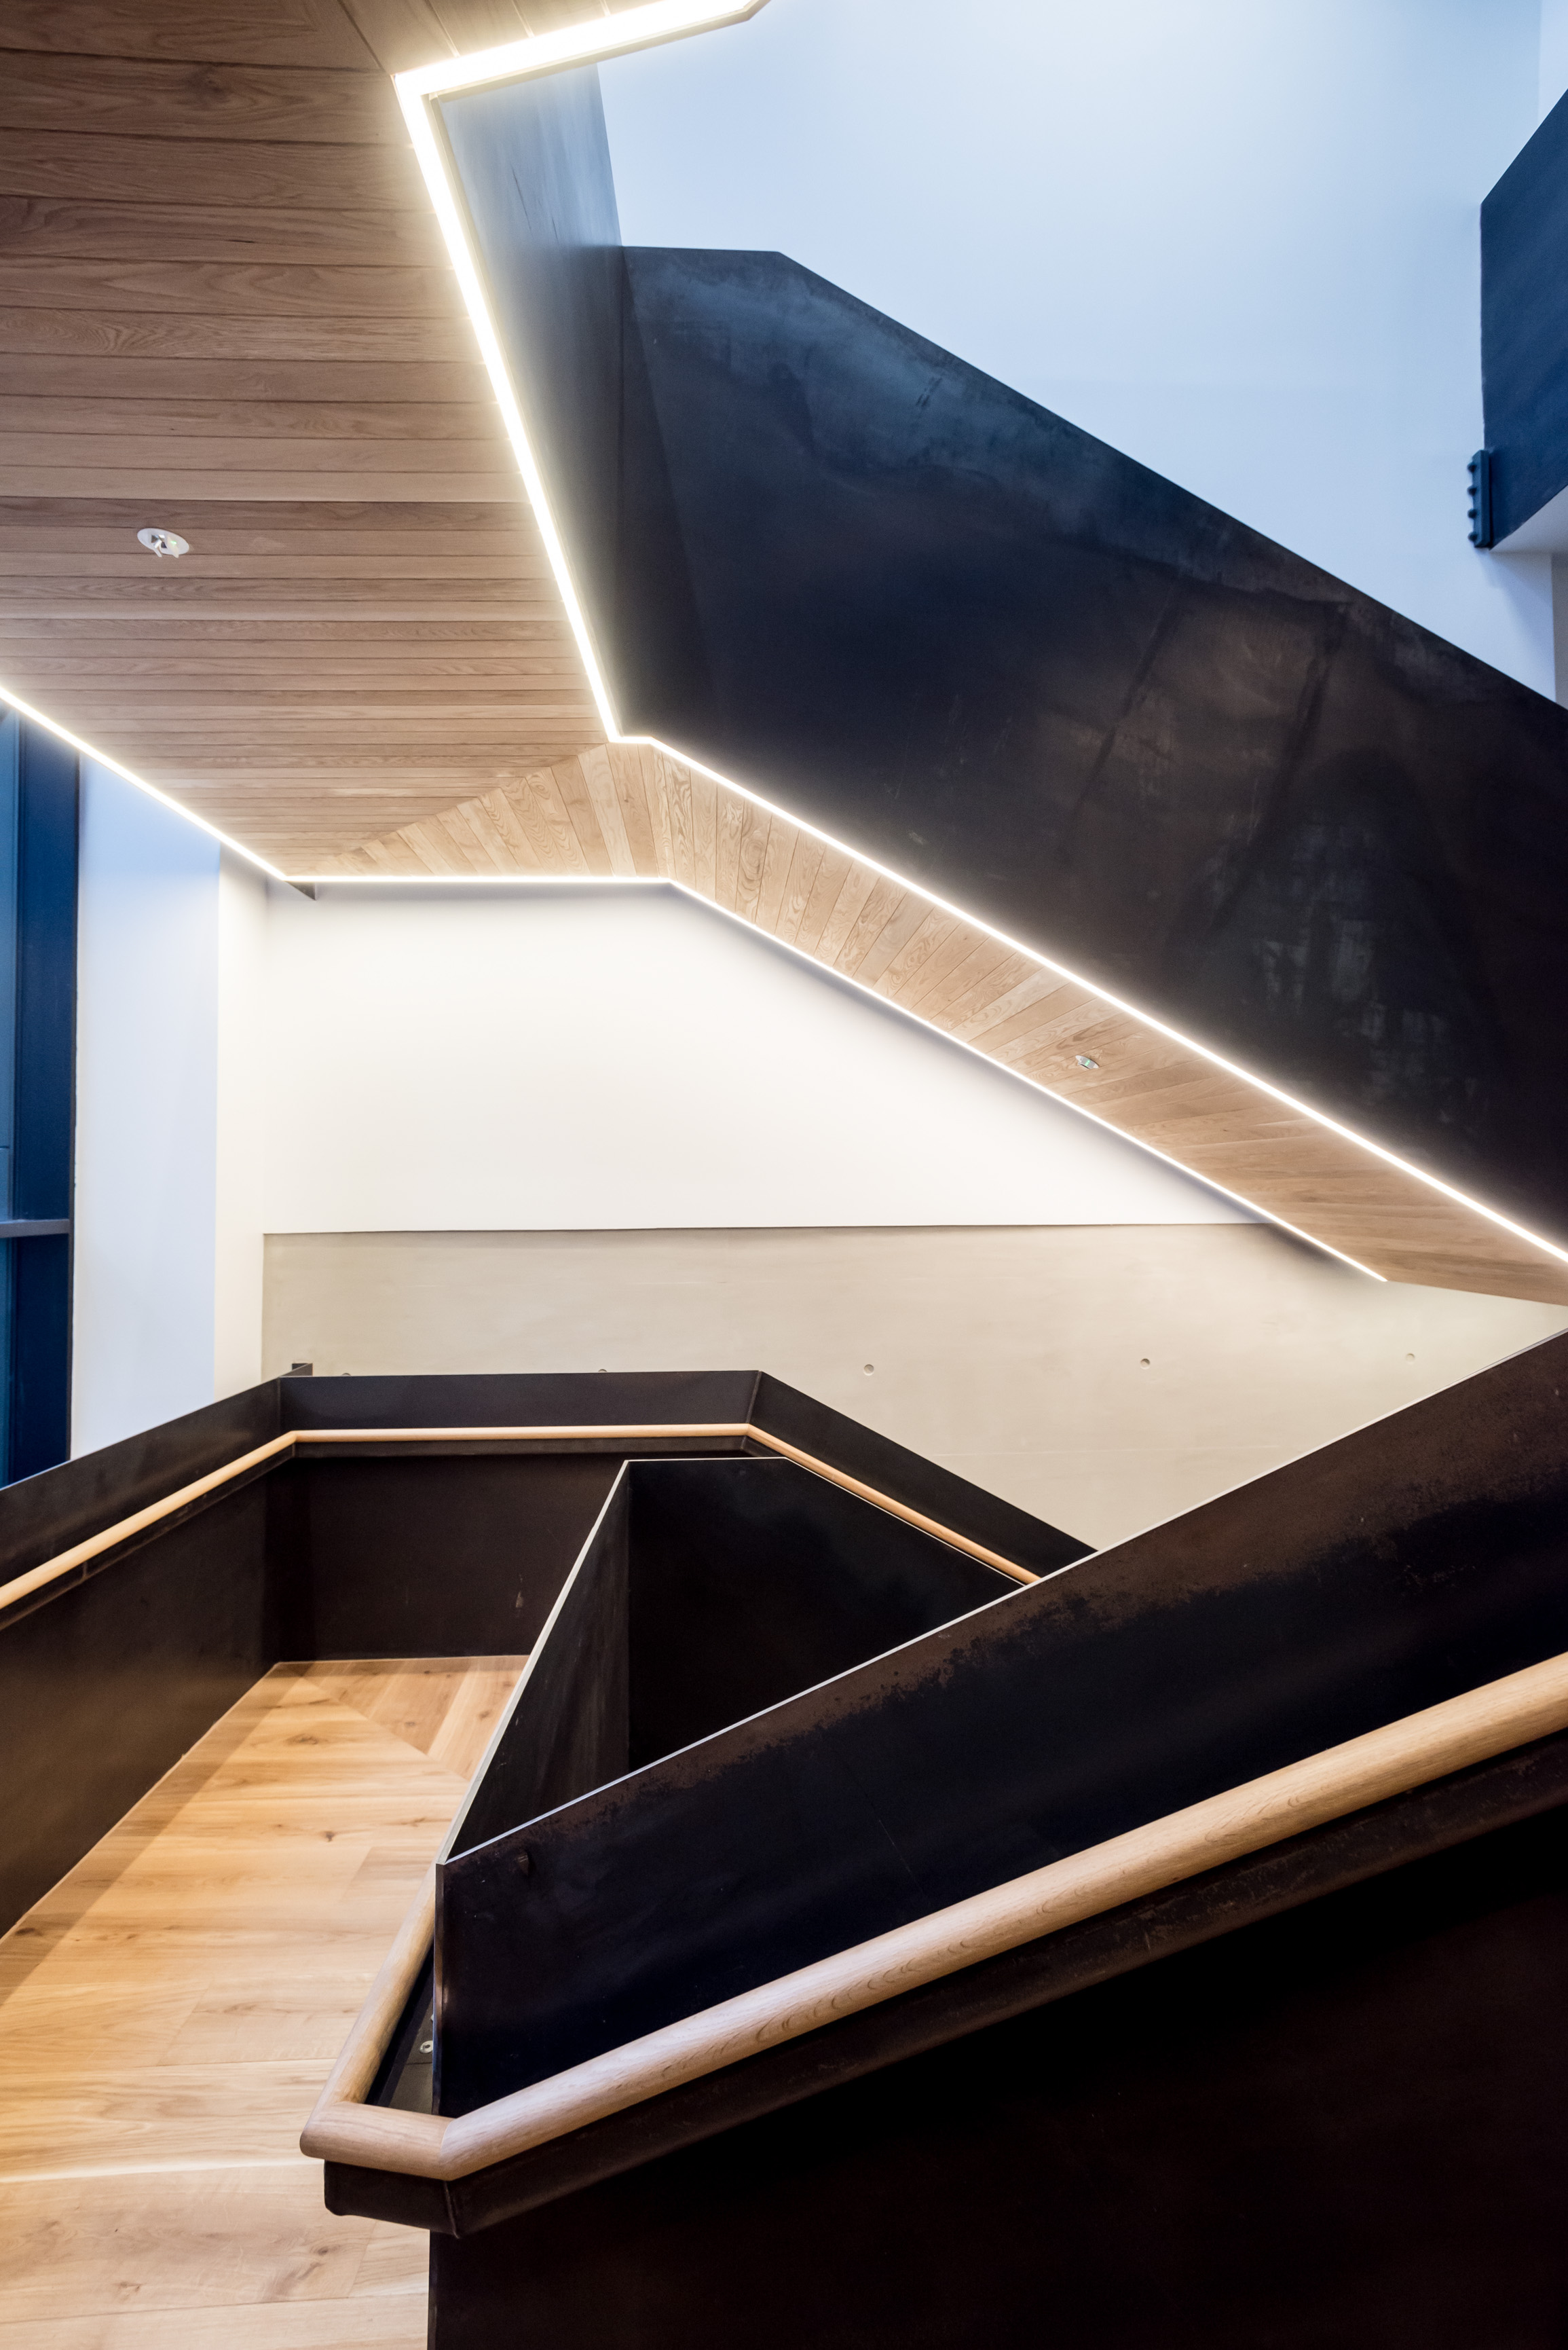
top-left (3, 3), bottom-right (1565, 1306)
top-left (0, 1), bottom-right (627, 864)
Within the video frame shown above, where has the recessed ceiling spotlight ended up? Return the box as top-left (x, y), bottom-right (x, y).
top-left (1075, 1054), bottom-right (1100, 1069)
top-left (137, 527), bottom-right (189, 559)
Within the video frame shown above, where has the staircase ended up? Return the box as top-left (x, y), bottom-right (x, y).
top-left (5, 1359), bottom-right (1567, 2343)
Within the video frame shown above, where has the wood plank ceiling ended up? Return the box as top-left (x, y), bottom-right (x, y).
top-left (3, 3), bottom-right (1565, 1307)
top-left (0, 0), bottom-right (628, 864)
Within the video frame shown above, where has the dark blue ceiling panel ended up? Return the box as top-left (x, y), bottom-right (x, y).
top-left (1482, 87), bottom-right (1568, 545)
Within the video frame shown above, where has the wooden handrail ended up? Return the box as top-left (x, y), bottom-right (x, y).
top-left (301, 1645), bottom-right (1568, 2182)
top-left (739, 1427), bottom-right (1036, 1579)
top-left (0, 1422), bottom-right (1039, 1621)
top-left (307, 1865), bottom-right (448, 2175)
top-left (0, 1432), bottom-right (297, 1615)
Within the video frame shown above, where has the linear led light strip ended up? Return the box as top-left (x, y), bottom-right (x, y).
top-left (0, 681), bottom-right (292, 882)
top-left (394, 4), bottom-right (778, 737)
top-left (383, 0), bottom-right (1568, 1287)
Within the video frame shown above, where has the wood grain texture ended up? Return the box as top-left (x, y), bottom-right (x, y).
top-left (0, 56), bottom-right (403, 145)
top-left (0, 6), bottom-right (612, 862)
top-left (0, 128), bottom-right (431, 210)
top-left (0, 1653), bottom-right (525, 2342)
top-left (303, 1643), bottom-right (1568, 2182)
top-left (0, 197), bottom-right (447, 268)
top-left (317, 748), bottom-right (1568, 1306)
top-left (0, 496), bottom-right (601, 854)
top-left (0, 3), bottom-right (380, 71)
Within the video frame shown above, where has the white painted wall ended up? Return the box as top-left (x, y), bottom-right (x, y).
top-left (73, 765), bottom-right (221, 1455)
top-left (72, 775), bottom-right (272, 1452)
top-left (70, 839), bottom-right (1248, 1455)
top-left (601, 0), bottom-right (1555, 693)
top-left (214, 849), bottom-right (269, 1400)
top-left (261, 881), bottom-right (1249, 1233)
top-left (1542, 0), bottom-right (1568, 112)
top-left (73, 826), bottom-right (1565, 1531)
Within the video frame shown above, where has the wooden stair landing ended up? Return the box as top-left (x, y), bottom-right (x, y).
top-left (0, 1655), bottom-right (525, 2347)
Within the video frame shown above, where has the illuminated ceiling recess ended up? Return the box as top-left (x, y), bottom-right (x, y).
top-left (382, 0), bottom-right (1568, 1289)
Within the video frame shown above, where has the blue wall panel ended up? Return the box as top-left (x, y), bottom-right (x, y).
top-left (1482, 89), bottom-right (1568, 543)
top-left (1, 712), bottom-right (78, 1484)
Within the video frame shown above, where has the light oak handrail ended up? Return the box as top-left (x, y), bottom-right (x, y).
top-left (740, 1427), bottom-right (1037, 1575)
top-left (300, 1645), bottom-right (1568, 2182)
top-left (0, 1422), bottom-right (1041, 1623)
top-left (285, 1426), bottom-right (1039, 1581)
top-left (0, 1432), bottom-right (298, 1616)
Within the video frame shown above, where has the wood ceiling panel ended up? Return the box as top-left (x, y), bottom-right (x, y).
top-left (0, 5), bottom-right (610, 862)
top-left (0, 498), bottom-right (516, 545)
top-left (0, 261), bottom-right (462, 316)
top-left (0, 128), bottom-right (430, 209)
top-left (0, 354), bottom-right (493, 401)
top-left (0, 312), bottom-right (474, 364)
top-left (79, 710), bottom-right (595, 737)
top-left (0, 488), bottom-right (598, 851)
top-left (0, 550), bottom-right (547, 575)
top-left (0, 558), bottom-right (548, 597)
top-left (3, 608), bottom-right (549, 635)
top-left (1, 655), bottom-right (580, 680)
top-left (0, 464), bottom-right (516, 499)
top-left (0, 397), bottom-right (487, 437)
top-left (0, 196), bottom-right (448, 265)
top-left (0, 56), bottom-right (402, 144)
top-left (0, 2), bottom-right (379, 69)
